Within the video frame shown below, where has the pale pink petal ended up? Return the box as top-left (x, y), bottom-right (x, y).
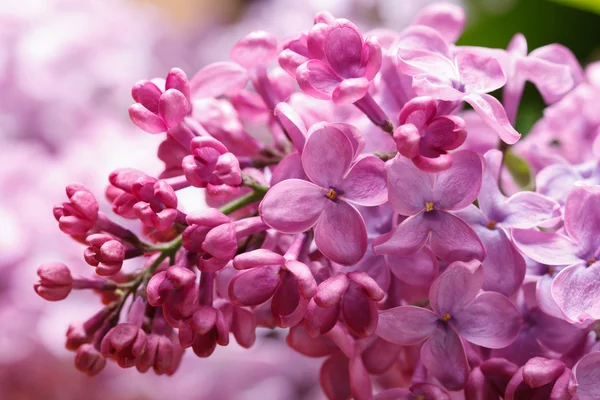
top-left (190, 61), bottom-right (248, 97)
top-left (233, 249), bottom-right (285, 270)
top-left (332, 77), bottom-right (370, 104)
top-left (376, 306), bottom-right (438, 345)
top-left (386, 155), bottom-right (434, 216)
top-left (274, 102), bottom-right (306, 152)
top-left (454, 292), bottom-right (521, 348)
top-left (433, 150), bottom-right (483, 210)
top-left (296, 60), bottom-right (341, 100)
top-left (259, 179), bottom-right (326, 234)
top-left (502, 192), bottom-right (561, 229)
top-left (464, 94), bottom-right (521, 145)
top-left (302, 125), bottom-right (354, 188)
top-left (128, 104), bottom-right (167, 134)
top-left (413, 3), bottom-right (466, 43)
top-left (427, 211), bottom-right (486, 262)
top-left (373, 214), bottom-right (429, 257)
top-left (564, 185), bottom-right (600, 255)
top-left (270, 152), bottom-right (307, 186)
top-left (511, 228), bottom-right (581, 265)
top-left (430, 260), bottom-right (484, 316)
top-left (362, 36), bottom-right (383, 80)
top-left (456, 51), bottom-right (506, 94)
top-left (573, 351), bottom-right (600, 400)
top-left (421, 327), bottom-right (469, 391)
top-left (325, 21), bottom-right (364, 78)
top-left (412, 73), bottom-right (464, 101)
top-left (340, 156), bottom-right (387, 206)
top-left (230, 31), bottom-right (278, 69)
top-left (228, 266), bottom-right (280, 306)
top-left (552, 262), bottom-right (600, 323)
top-left (314, 200), bottom-right (367, 266)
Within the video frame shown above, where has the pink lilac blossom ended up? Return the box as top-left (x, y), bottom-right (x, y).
top-left (23, 2), bottom-right (600, 399)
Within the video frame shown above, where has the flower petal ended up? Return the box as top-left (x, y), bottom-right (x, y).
top-left (340, 156), bottom-right (387, 206)
top-left (429, 260), bottom-right (484, 316)
top-left (413, 2), bottom-right (466, 43)
top-left (387, 248), bottom-right (439, 287)
top-left (464, 93), bottom-right (521, 145)
top-left (433, 150), bottom-right (483, 210)
top-left (386, 155), bottom-right (434, 216)
top-left (314, 200), bottom-right (367, 266)
top-left (552, 262), bottom-right (600, 323)
top-left (454, 292), bottom-right (521, 348)
top-left (302, 124), bottom-right (354, 188)
top-left (230, 31), bottom-right (278, 70)
top-left (502, 192), bottom-right (561, 229)
top-left (325, 21), bottom-right (364, 78)
top-left (372, 213), bottom-right (429, 257)
top-left (342, 283), bottom-right (378, 337)
top-left (190, 61), bottom-right (248, 97)
top-left (427, 211), bottom-right (486, 262)
top-left (511, 228), bottom-right (581, 265)
top-left (455, 50), bottom-right (506, 94)
top-left (564, 185), bottom-right (600, 256)
top-left (228, 266), bottom-right (280, 306)
top-left (259, 179), bottom-right (326, 234)
top-left (274, 102), bottom-right (306, 152)
top-left (158, 89), bottom-right (188, 129)
top-left (421, 327), bottom-right (469, 391)
top-left (573, 351), bottom-right (600, 400)
top-left (376, 306), bottom-right (438, 345)
top-left (296, 60), bottom-right (341, 100)
top-left (128, 104), bottom-right (167, 134)
top-left (475, 225), bottom-right (526, 296)
top-left (332, 77), bottom-right (370, 104)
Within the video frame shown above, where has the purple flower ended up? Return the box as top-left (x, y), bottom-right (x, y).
top-left (572, 351), bottom-right (600, 399)
top-left (393, 96), bottom-right (467, 172)
top-left (182, 136), bottom-right (242, 190)
top-left (512, 185), bottom-right (600, 323)
top-left (374, 150), bottom-right (486, 263)
top-left (376, 261), bottom-right (522, 390)
top-left (454, 149), bottom-right (561, 295)
top-left (396, 26), bottom-right (520, 144)
top-left (260, 124), bottom-right (387, 265)
top-left (53, 184), bottom-right (99, 236)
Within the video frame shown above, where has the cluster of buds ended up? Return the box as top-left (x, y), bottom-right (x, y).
top-left (34, 3), bottom-right (600, 399)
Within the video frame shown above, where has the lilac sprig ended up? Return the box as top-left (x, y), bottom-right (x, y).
top-left (30, 3), bottom-right (600, 399)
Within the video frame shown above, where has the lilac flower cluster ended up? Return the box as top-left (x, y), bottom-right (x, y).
top-left (34, 3), bottom-right (600, 399)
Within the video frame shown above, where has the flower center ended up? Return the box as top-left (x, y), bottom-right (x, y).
top-left (589, 259), bottom-right (597, 266)
top-left (440, 312), bottom-right (452, 322)
top-left (425, 202), bottom-right (435, 212)
top-left (486, 220), bottom-right (497, 230)
top-left (325, 188), bottom-right (339, 202)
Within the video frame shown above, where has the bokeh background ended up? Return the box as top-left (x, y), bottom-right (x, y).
top-left (1, 0), bottom-right (599, 398)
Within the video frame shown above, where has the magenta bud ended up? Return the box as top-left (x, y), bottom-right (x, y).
top-left (109, 168), bottom-right (148, 193)
top-left (147, 271), bottom-right (168, 307)
top-left (314, 274), bottom-right (350, 307)
top-left (214, 153), bottom-right (243, 186)
top-left (54, 184), bottom-right (99, 236)
top-left (202, 223), bottom-right (237, 261)
top-left (75, 344), bottom-right (106, 376)
top-left (66, 323), bottom-right (90, 351)
top-left (205, 183), bottom-right (241, 201)
top-left (34, 262), bottom-right (73, 301)
top-left (191, 306), bottom-right (218, 335)
top-left (348, 271), bottom-right (385, 301)
top-left (84, 234), bottom-right (125, 276)
top-left (137, 334), bottom-right (174, 375)
top-left (165, 266), bottom-right (197, 288)
top-left (166, 68), bottom-right (191, 106)
top-left (100, 323), bottom-right (148, 368)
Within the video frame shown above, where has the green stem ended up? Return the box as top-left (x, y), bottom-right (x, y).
top-left (219, 187), bottom-right (267, 215)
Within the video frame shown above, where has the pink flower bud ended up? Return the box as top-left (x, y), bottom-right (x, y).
top-left (84, 233), bottom-right (125, 276)
top-left (53, 184), bottom-right (99, 236)
top-left (34, 262), bottom-right (73, 301)
top-left (65, 323), bottom-right (90, 351)
top-left (74, 344), bottom-right (106, 376)
top-left (100, 323), bottom-right (148, 368)
top-left (136, 334), bottom-right (174, 375)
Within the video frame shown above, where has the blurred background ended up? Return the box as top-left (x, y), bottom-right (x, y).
top-left (1, 0), bottom-right (599, 399)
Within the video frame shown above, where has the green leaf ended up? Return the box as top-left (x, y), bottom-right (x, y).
top-left (549, 0), bottom-right (600, 15)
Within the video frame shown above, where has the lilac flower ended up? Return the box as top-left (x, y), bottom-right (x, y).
top-left (396, 26), bottom-right (521, 144)
top-left (83, 234), bottom-right (126, 276)
top-left (500, 33), bottom-right (582, 123)
top-left (376, 261), bottom-right (522, 390)
top-left (454, 149), bottom-right (561, 295)
top-left (374, 150), bottom-right (486, 263)
top-left (512, 185), bottom-right (600, 323)
top-left (178, 305), bottom-right (230, 358)
top-left (280, 13), bottom-right (382, 105)
top-left (412, 2), bottom-right (466, 44)
top-left (260, 124), bottom-right (387, 265)
top-left (74, 344), bottom-right (106, 376)
top-left (393, 96), bottom-right (467, 171)
top-left (182, 136), bottom-right (242, 190)
top-left (53, 184), bottom-right (99, 236)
